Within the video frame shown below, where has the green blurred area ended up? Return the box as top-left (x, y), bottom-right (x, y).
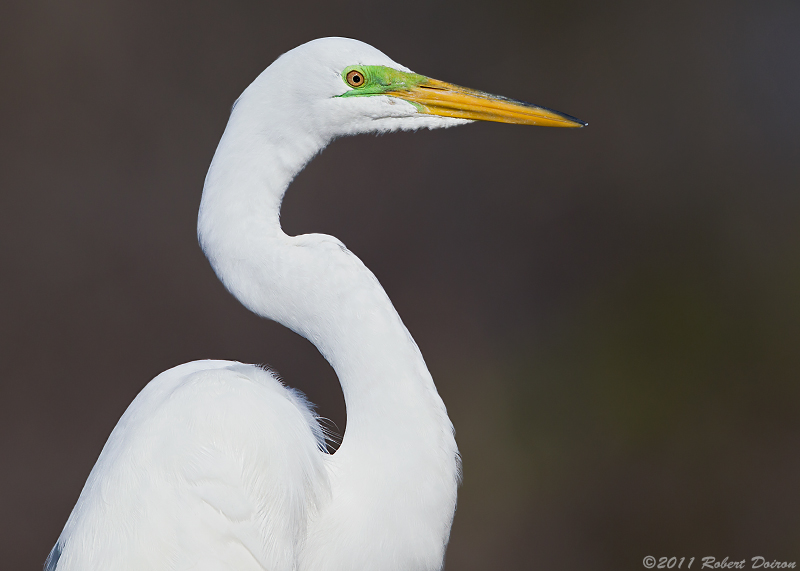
top-left (444, 218), bottom-right (800, 566)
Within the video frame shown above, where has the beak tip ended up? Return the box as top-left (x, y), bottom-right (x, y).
top-left (563, 114), bottom-right (587, 128)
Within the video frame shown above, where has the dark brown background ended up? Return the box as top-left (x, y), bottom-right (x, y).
top-left (2, 0), bottom-right (799, 569)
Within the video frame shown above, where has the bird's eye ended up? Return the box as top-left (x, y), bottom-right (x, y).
top-left (346, 70), bottom-right (365, 88)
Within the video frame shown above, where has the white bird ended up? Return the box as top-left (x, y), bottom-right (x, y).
top-left (45, 38), bottom-right (585, 571)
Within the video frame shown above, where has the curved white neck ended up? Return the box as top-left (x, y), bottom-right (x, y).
top-left (198, 100), bottom-right (459, 570)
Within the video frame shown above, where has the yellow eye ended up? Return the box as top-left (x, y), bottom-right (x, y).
top-left (346, 69), bottom-right (365, 88)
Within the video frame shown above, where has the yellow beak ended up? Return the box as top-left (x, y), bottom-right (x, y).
top-left (389, 78), bottom-right (586, 128)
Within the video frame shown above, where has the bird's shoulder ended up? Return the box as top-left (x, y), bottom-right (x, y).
top-left (110, 360), bottom-right (327, 465)
top-left (56, 360), bottom-right (330, 571)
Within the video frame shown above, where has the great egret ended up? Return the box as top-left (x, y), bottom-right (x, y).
top-left (45, 37), bottom-right (585, 571)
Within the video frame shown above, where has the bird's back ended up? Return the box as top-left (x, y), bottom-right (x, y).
top-left (48, 360), bottom-right (329, 571)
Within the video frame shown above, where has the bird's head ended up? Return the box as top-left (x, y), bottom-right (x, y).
top-left (200, 38), bottom-right (586, 326)
top-left (231, 37), bottom-right (586, 142)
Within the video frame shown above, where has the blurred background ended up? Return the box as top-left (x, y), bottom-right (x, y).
top-left (2, 0), bottom-right (799, 568)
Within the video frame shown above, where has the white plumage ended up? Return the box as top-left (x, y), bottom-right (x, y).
top-left (46, 37), bottom-right (584, 571)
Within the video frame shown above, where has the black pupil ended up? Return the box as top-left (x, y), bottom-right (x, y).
top-left (353, 74), bottom-right (361, 84)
